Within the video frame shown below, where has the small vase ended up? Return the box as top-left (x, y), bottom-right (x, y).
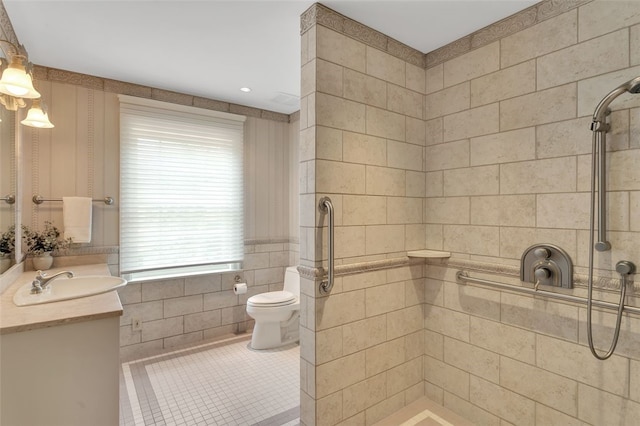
top-left (32, 252), bottom-right (54, 270)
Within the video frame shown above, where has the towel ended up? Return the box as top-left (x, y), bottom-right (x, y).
top-left (63, 196), bottom-right (92, 243)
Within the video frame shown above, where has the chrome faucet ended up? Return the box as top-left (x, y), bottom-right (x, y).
top-left (30, 270), bottom-right (74, 294)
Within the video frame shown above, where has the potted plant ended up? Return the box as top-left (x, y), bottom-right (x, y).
top-left (0, 226), bottom-right (14, 273)
top-left (22, 221), bottom-right (71, 270)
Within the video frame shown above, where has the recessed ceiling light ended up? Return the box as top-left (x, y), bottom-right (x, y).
top-left (240, 87), bottom-right (251, 93)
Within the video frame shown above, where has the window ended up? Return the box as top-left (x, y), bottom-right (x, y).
top-left (119, 95), bottom-right (245, 282)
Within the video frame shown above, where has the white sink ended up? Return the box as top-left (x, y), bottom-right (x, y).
top-left (13, 275), bottom-right (127, 306)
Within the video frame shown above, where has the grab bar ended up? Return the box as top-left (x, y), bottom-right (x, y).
top-left (2, 194), bottom-right (15, 204)
top-left (456, 271), bottom-right (640, 316)
top-left (32, 195), bottom-right (114, 205)
top-left (318, 197), bottom-right (334, 295)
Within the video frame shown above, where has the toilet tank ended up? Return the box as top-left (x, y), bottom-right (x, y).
top-left (283, 266), bottom-right (300, 298)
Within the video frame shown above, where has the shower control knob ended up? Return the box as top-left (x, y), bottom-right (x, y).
top-left (534, 267), bottom-right (551, 281)
top-left (534, 248), bottom-right (551, 259)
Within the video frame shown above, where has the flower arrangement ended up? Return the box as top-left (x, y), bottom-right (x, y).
top-left (22, 221), bottom-right (72, 255)
top-left (0, 226), bottom-right (15, 256)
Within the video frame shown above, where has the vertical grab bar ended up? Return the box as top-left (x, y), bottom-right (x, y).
top-left (318, 197), bottom-right (334, 295)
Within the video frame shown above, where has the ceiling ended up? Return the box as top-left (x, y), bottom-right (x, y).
top-left (4, 0), bottom-right (538, 115)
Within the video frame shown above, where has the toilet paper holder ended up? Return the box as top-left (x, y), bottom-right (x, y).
top-left (521, 244), bottom-right (573, 289)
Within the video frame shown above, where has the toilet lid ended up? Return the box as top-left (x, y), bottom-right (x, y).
top-left (247, 291), bottom-right (297, 307)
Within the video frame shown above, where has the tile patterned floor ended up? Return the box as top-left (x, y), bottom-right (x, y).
top-left (120, 335), bottom-right (300, 426)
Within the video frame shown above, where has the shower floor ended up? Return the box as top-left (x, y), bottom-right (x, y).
top-left (119, 334), bottom-right (300, 426)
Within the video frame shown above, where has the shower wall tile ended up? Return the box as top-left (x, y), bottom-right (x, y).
top-left (632, 360), bottom-right (640, 403)
top-left (342, 315), bottom-right (387, 355)
top-left (443, 281), bottom-right (501, 321)
top-left (342, 195), bottom-right (387, 226)
top-left (386, 305), bottom-right (424, 340)
top-left (315, 351), bottom-right (366, 398)
top-left (443, 42), bottom-right (500, 88)
top-left (334, 226), bottom-right (365, 259)
top-left (537, 29), bottom-right (629, 90)
top-left (424, 356), bottom-right (470, 399)
top-left (631, 192), bottom-right (640, 232)
top-left (577, 308), bottom-right (640, 362)
top-left (342, 132), bottom-right (386, 166)
top-left (578, 383), bottom-right (640, 426)
top-left (425, 140), bottom-right (469, 171)
top-left (577, 0), bottom-right (640, 42)
top-left (500, 357), bottom-right (578, 416)
top-left (500, 83), bottom-right (576, 130)
top-left (424, 82), bottom-right (470, 120)
top-left (387, 140), bottom-right (423, 171)
top-left (443, 165), bottom-right (499, 196)
top-left (577, 230), bottom-right (640, 277)
top-left (316, 290), bottom-right (365, 331)
top-left (469, 127), bottom-right (535, 166)
top-left (536, 117), bottom-right (592, 158)
top-left (470, 60), bottom-right (536, 107)
top-left (365, 224), bottom-right (406, 255)
top-left (535, 405), bottom-right (584, 426)
top-left (632, 25), bottom-right (640, 66)
top-left (366, 166), bottom-right (405, 196)
top-left (608, 149), bottom-right (640, 190)
top-left (443, 225), bottom-right (500, 257)
top-left (316, 25), bottom-right (366, 72)
top-left (499, 227), bottom-right (577, 261)
top-left (315, 160), bottom-right (365, 194)
top-left (500, 157), bottom-right (576, 194)
top-left (366, 46), bottom-right (406, 87)
top-left (316, 93), bottom-right (366, 133)
top-left (469, 376), bottom-right (535, 426)
top-left (536, 192), bottom-right (590, 229)
top-left (424, 304), bottom-right (470, 343)
top-left (630, 108), bottom-right (639, 149)
top-left (470, 195), bottom-right (536, 227)
top-left (443, 103), bottom-right (499, 142)
top-left (444, 338), bottom-right (499, 383)
top-left (366, 106), bottom-right (406, 141)
top-left (406, 63), bottom-right (426, 94)
top-left (443, 392), bottom-right (501, 426)
top-left (425, 63), bottom-right (444, 94)
top-left (576, 65), bottom-right (640, 117)
top-left (316, 59), bottom-right (343, 97)
top-left (386, 357), bottom-right (423, 395)
top-left (425, 197), bottom-right (470, 225)
top-left (343, 68), bottom-right (387, 109)
top-left (316, 126), bottom-right (342, 161)
top-left (387, 197), bottom-right (423, 224)
top-left (425, 117), bottom-right (443, 146)
top-left (406, 171), bottom-right (426, 197)
top-left (342, 373), bottom-right (387, 419)
top-left (365, 338), bottom-right (406, 377)
top-left (425, 171), bottom-right (443, 197)
top-left (469, 317), bottom-right (536, 364)
top-left (500, 9), bottom-right (577, 68)
top-left (387, 84), bottom-right (423, 119)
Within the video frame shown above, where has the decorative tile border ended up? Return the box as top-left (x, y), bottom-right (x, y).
top-left (301, 1), bottom-right (592, 70)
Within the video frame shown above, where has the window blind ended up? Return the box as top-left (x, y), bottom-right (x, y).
top-left (119, 95), bottom-right (245, 282)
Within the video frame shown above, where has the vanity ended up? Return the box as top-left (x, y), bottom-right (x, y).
top-left (0, 264), bottom-right (123, 426)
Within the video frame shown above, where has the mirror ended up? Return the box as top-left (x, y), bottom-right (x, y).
top-left (0, 106), bottom-right (16, 274)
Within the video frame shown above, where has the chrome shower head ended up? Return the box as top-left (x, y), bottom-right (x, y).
top-left (592, 76), bottom-right (640, 126)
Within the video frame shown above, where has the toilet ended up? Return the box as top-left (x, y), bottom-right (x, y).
top-left (246, 266), bottom-right (300, 350)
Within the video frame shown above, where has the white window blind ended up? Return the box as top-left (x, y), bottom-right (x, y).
top-left (119, 95), bottom-right (245, 282)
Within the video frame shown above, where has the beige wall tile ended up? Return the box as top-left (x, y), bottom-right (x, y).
top-left (424, 356), bottom-right (470, 399)
top-left (342, 314), bottom-right (387, 355)
top-left (424, 329), bottom-right (444, 361)
top-left (471, 60), bottom-right (536, 107)
top-left (121, 301), bottom-right (163, 326)
top-left (316, 93), bottom-right (366, 133)
top-left (501, 292), bottom-right (579, 341)
top-left (164, 295), bottom-right (203, 318)
top-left (388, 84), bottom-right (423, 119)
top-left (443, 42), bottom-right (500, 88)
top-left (386, 357), bottom-right (423, 396)
top-left (404, 328), bottom-right (424, 359)
top-left (425, 140), bottom-right (469, 171)
top-left (425, 117), bottom-right (443, 146)
top-left (470, 195), bottom-right (536, 227)
top-left (633, 25), bottom-right (640, 66)
top-left (118, 283), bottom-right (141, 305)
top-left (444, 392), bottom-right (501, 426)
top-left (316, 59), bottom-right (343, 97)
top-left (425, 197), bottom-right (470, 225)
top-left (366, 106), bottom-right (405, 141)
top-left (425, 382), bottom-right (444, 405)
top-left (501, 10), bottom-right (577, 68)
top-left (631, 108), bottom-right (639, 149)
top-left (469, 196), bottom-right (500, 226)
top-left (316, 25), bottom-right (366, 72)
top-left (424, 278), bottom-right (444, 307)
top-left (365, 392), bottom-right (405, 425)
top-left (387, 140), bottom-right (423, 171)
top-left (576, 66), bottom-right (640, 117)
top-left (365, 224), bottom-right (405, 255)
top-left (443, 281), bottom-right (500, 321)
top-left (470, 317), bottom-right (536, 364)
top-left (537, 192), bottom-right (590, 229)
top-left (578, 383), bottom-right (640, 426)
top-left (343, 68), bottom-right (387, 109)
top-left (184, 310), bottom-right (222, 333)
top-left (424, 304), bottom-right (470, 342)
top-left (342, 195), bottom-right (386, 226)
top-left (444, 338), bottom-right (499, 383)
top-left (536, 405), bottom-right (584, 426)
top-left (342, 132), bottom-right (386, 166)
top-left (406, 63), bottom-right (426, 94)
top-left (365, 338), bottom-right (405, 377)
top-left (316, 351), bottom-right (366, 398)
top-left (387, 305), bottom-right (423, 340)
top-left (142, 279), bottom-right (184, 302)
top-left (301, 60), bottom-right (316, 97)
top-left (316, 126), bottom-right (343, 161)
top-left (443, 165), bottom-right (499, 196)
top-left (501, 357), bottom-right (578, 416)
top-left (335, 226), bottom-right (366, 259)
top-left (500, 84), bottom-right (576, 131)
top-left (632, 360), bottom-right (640, 403)
top-left (142, 317), bottom-right (183, 341)
top-left (342, 373), bottom-right (387, 419)
top-left (406, 171), bottom-right (426, 197)
top-left (425, 82), bottom-right (470, 120)
top-left (499, 227), bottom-right (577, 261)
top-left (387, 197), bottom-right (422, 224)
top-left (577, 307), bottom-right (640, 363)
top-left (406, 117), bottom-right (426, 146)
top-left (632, 192), bottom-right (640, 231)
top-left (538, 29), bottom-right (628, 90)
top-left (500, 157), bottom-right (576, 194)
top-left (443, 224), bottom-right (500, 256)
top-left (426, 63), bottom-right (444, 94)
top-left (443, 103), bottom-right (499, 142)
top-left (609, 150), bottom-right (640, 190)
top-left (470, 376), bottom-right (535, 426)
top-left (405, 224), bottom-right (427, 251)
top-left (366, 46), bottom-right (405, 87)
top-left (470, 128), bottom-right (536, 166)
top-left (316, 326), bottom-right (343, 365)
top-left (366, 166), bottom-right (405, 196)
top-left (536, 117), bottom-right (592, 158)
top-left (316, 159), bottom-right (365, 194)
top-left (578, 0), bottom-right (640, 41)
top-left (342, 270), bottom-right (387, 292)
top-left (365, 281), bottom-right (405, 317)
top-left (425, 171), bottom-right (443, 198)
top-left (316, 290), bottom-right (366, 330)
top-left (317, 392), bottom-right (343, 426)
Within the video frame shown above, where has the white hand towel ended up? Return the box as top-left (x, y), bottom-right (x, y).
top-left (63, 196), bottom-right (92, 243)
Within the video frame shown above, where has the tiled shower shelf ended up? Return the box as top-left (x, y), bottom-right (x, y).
top-left (407, 250), bottom-right (451, 259)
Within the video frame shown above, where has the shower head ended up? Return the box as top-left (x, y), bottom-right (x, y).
top-left (592, 76), bottom-right (640, 126)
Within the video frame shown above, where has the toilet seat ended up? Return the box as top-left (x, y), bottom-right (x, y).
top-left (247, 291), bottom-right (296, 307)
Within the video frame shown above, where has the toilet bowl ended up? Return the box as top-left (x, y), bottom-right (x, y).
top-left (246, 266), bottom-right (300, 350)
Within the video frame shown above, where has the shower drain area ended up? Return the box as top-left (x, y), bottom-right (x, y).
top-left (120, 335), bottom-right (300, 426)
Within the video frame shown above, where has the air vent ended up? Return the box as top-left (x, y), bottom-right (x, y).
top-left (270, 92), bottom-right (299, 107)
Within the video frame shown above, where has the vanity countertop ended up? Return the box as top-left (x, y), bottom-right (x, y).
top-left (0, 264), bottom-right (123, 335)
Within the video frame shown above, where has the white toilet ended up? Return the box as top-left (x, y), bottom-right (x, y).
top-left (246, 266), bottom-right (300, 350)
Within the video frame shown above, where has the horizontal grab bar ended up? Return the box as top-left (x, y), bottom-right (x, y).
top-left (456, 271), bottom-right (640, 317)
top-left (32, 195), bottom-right (114, 205)
top-left (2, 194), bottom-right (15, 204)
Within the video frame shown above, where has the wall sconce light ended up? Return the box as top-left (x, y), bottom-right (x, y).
top-left (0, 39), bottom-right (54, 128)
